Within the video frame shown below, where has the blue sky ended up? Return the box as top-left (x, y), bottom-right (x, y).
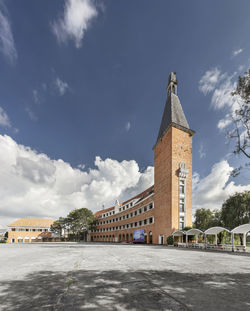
top-left (0, 0), bottom-right (249, 226)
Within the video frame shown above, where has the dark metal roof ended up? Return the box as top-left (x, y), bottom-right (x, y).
top-left (154, 92), bottom-right (194, 148)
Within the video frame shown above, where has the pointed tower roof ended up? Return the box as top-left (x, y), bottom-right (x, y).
top-left (154, 72), bottom-right (194, 148)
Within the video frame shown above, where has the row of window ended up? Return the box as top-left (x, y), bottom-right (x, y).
top-left (97, 202), bottom-right (154, 225)
top-left (92, 216), bottom-right (154, 233)
top-left (179, 178), bottom-right (186, 229)
top-left (11, 228), bottom-right (49, 232)
top-left (101, 190), bottom-right (154, 218)
top-left (102, 201), bottom-right (135, 218)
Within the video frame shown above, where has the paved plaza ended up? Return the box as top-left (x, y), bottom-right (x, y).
top-left (0, 243), bottom-right (250, 310)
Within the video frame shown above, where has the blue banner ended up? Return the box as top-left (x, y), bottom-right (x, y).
top-left (133, 229), bottom-right (145, 242)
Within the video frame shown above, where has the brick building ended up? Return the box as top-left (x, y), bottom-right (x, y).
top-left (90, 72), bottom-right (194, 244)
top-left (8, 218), bottom-right (56, 243)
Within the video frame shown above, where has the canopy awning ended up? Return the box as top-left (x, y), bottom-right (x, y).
top-left (186, 228), bottom-right (203, 235)
top-left (204, 226), bottom-right (230, 235)
top-left (172, 230), bottom-right (186, 236)
top-left (232, 223), bottom-right (250, 234)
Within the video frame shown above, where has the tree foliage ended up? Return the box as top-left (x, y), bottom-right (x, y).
top-left (193, 191), bottom-right (250, 230)
top-left (51, 208), bottom-right (96, 241)
top-left (193, 208), bottom-right (221, 230)
top-left (229, 70), bottom-right (250, 175)
top-left (220, 191), bottom-right (250, 228)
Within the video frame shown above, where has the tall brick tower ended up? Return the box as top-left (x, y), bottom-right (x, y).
top-left (153, 72), bottom-right (194, 244)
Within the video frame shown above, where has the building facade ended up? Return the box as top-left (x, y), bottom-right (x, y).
top-left (8, 218), bottom-right (56, 243)
top-left (90, 72), bottom-right (194, 244)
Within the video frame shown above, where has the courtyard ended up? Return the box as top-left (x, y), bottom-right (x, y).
top-left (0, 243), bottom-right (250, 311)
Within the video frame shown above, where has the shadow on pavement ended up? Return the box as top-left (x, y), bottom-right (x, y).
top-left (0, 269), bottom-right (250, 311)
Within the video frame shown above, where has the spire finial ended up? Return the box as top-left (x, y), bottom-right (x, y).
top-left (167, 72), bottom-right (178, 96)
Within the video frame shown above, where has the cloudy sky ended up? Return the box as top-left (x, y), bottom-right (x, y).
top-left (0, 0), bottom-right (250, 227)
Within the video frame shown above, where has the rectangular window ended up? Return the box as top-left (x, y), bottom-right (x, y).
top-left (180, 203), bottom-right (185, 212)
top-left (144, 206), bottom-right (147, 212)
top-left (123, 215), bottom-right (125, 220)
top-left (149, 217), bottom-right (153, 224)
top-left (135, 222), bottom-right (137, 227)
top-left (180, 185), bottom-right (185, 194)
top-left (126, 214), bottom-right (129, 219)
top-left (149, 203), bottom-right (153, 209)
top-left (130, 213), bottom-right (133, 217)
top-left (126, 224), bottom-right (129, 228)
top-left (144, 219), bottom-right (147, 225)
top-left (139, 221), bottom-right (142, 226)
top-left (134, 211), bottom-right (137, 216)
top-left (139, 209), bottom-right (142, 214)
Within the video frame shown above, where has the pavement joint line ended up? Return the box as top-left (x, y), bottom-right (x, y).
top-left (138, 271), bottom-right (191, 311)
top-left (105, 248), bottom-right (191, 311)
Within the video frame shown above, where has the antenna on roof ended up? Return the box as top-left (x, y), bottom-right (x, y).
top-left (102, 204), bottom-right (105, 210)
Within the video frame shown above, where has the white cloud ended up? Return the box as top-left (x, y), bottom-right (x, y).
top-left (210, 74), bottom-right (237, 110)
top-left (232, 48), bottom-right (243, 57)
top-left (55, 77), bottom-right (69, 96)
top-left (52, 0), bottom-right (98, 48)
top-left (0, 1), bottom-right (17, 63)
top-left (125, 121), bottom-right (131, 132)
top-left (217, 118), bottom-right (231, 130)
top-left (199, 68), bottom-right (224, 95)
top-left (198, 143), bottom-right (206, 159)
top-left (193, 160), bottom-right (250, 211)
top-left (32, 89), bottom-right (40, 105)
top-left (0, 106), bottom-right (11, 128)
top-left (25, 107), bottom-right (38, 121)
top-left (199, 68), bottom-right (243, 131)
top-left (0, 134), bottom-right (154, 226)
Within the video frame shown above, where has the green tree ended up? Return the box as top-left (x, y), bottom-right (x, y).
top-left (229, 70), bottom-right (250, 176)
top-left (50, 217), bottom-right (65, 240)
top-left (220, 191), bottom-right (250, 229)
top-left (67, 208), bottom-right (96, 241)
top-left (193, 208), bottom-right (221, 230)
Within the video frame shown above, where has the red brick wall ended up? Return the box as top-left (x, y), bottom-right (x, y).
top-left (154, 126), bottom-right (193, 243)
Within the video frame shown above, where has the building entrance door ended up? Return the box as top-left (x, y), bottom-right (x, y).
top-left (149, 232), bottom-right (152, 244)
top-left (159, 235), bottom-right (164, 245)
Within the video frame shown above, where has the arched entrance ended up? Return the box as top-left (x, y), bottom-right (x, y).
top-left (126, 233), bottom-right (129, 241)
top-left (149, 231), bottom-right (153, 244)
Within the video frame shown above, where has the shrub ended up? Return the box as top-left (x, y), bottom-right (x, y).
top-left (167, 235), bottom-right (173, 245)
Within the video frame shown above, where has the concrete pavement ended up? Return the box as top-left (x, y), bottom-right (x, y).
top-left (0, 243), bottom-right (250, 310)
